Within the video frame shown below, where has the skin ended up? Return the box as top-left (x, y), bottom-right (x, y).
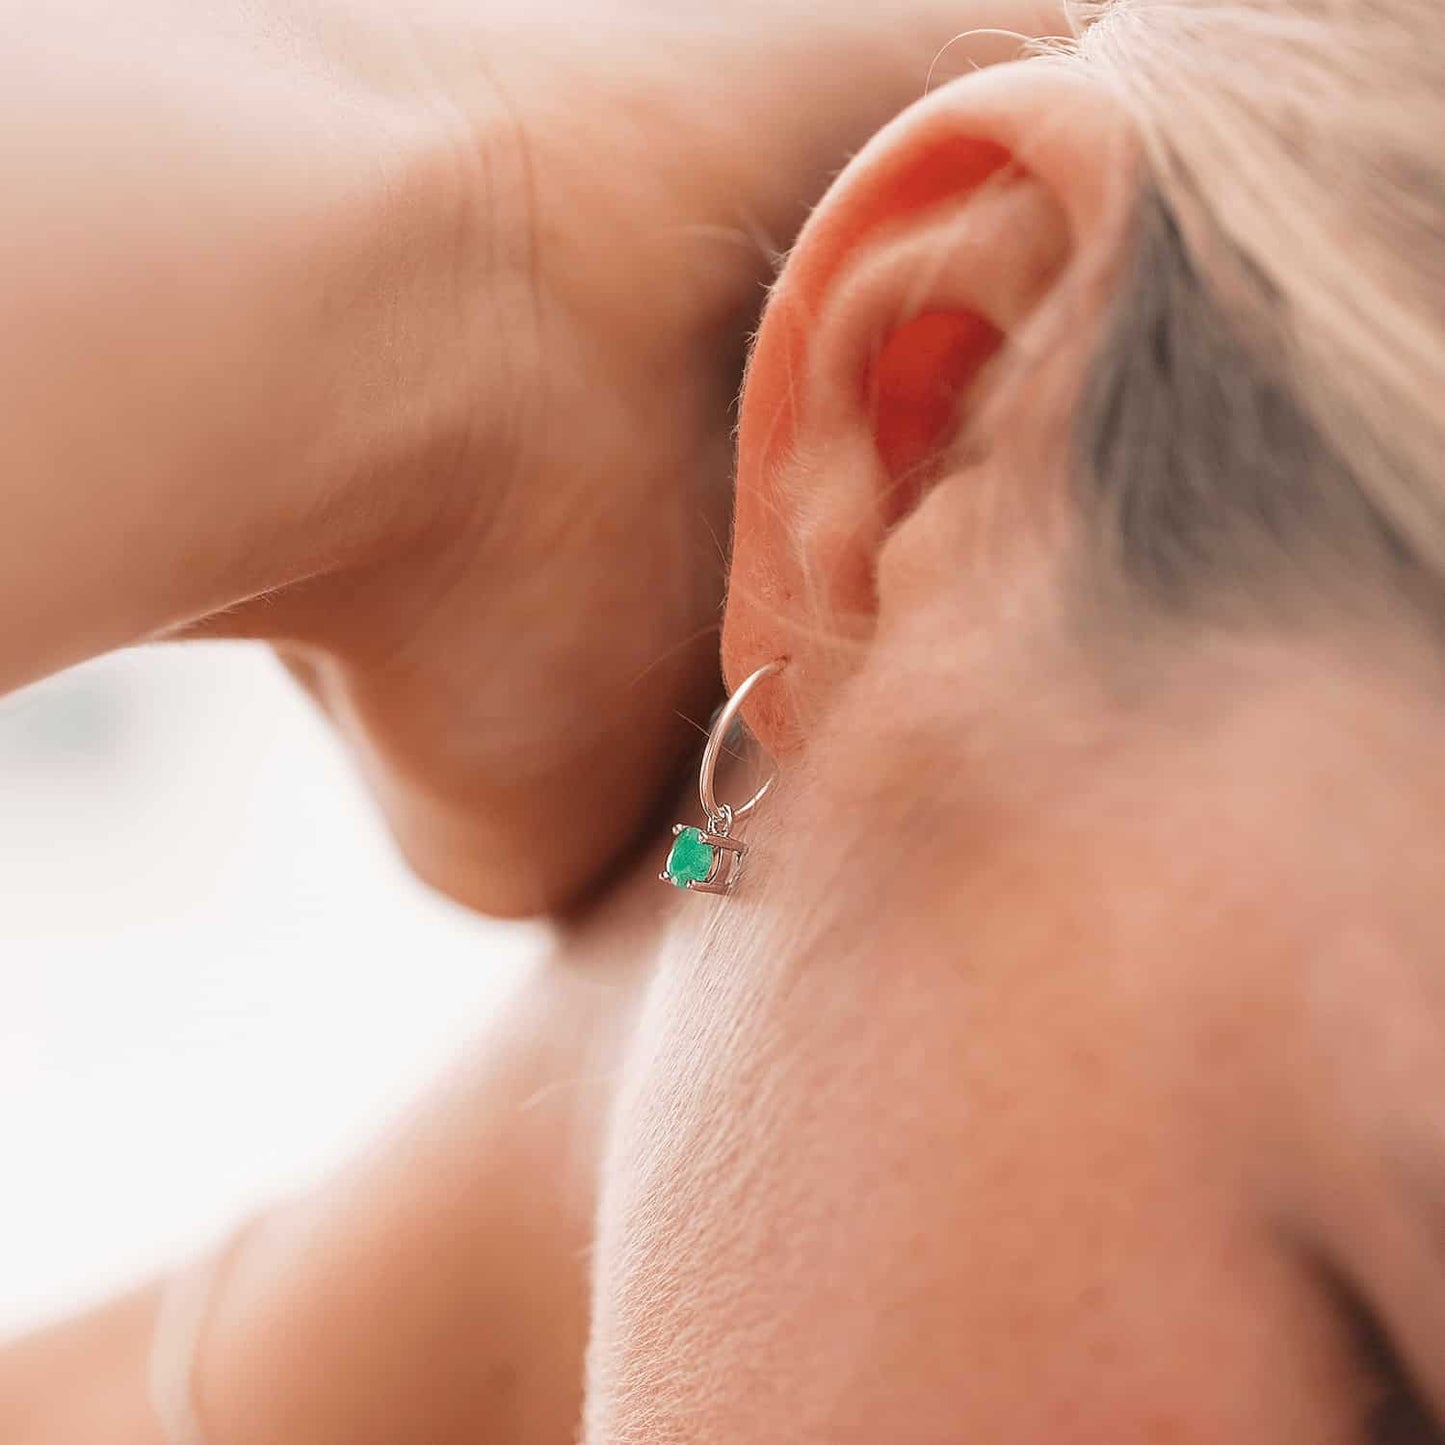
top-left (5, 4), bottom-right (1445, 1445)
top-left (0, 0), bottom-right (1055, 916)
top-left (589, 57), bottom-right (1445, 1445)
top-left (0, 1), bottom-right (1059, 1440)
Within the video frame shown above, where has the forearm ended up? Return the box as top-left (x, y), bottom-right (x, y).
top-left (0, 0), bottom-right (511, 694)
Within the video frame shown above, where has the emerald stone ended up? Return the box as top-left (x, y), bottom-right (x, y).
top-left (665, 826), bottom-right (715, 888)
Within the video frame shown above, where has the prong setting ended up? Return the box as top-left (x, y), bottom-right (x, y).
top-left (662, 822), bottom-right (748, 895)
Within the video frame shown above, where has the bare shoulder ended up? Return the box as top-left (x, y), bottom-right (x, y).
top-left (196, 862), bottom-right (668, 1445)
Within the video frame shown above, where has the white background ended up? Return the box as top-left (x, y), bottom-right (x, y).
top-left (0, 643), bottom-right (543, 1338)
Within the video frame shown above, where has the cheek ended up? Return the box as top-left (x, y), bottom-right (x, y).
top-left (583, 808), bottom-right (1376, 1442)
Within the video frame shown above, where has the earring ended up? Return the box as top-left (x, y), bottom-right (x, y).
top-left (660, 659), bottom-right (783, 896)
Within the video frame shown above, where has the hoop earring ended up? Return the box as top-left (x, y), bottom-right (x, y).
top-left (660, 659), bottom-right (784, 896)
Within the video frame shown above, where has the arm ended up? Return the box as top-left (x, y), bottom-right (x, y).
top-left (0, 0), bottom-right (1059, 917)
top-left (0, 3), bottom-right (1063, 1440)
top-left (0, 0), bottom-right (495, 693)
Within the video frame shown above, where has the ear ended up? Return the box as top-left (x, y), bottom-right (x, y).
top-left (723, 59), bottom-right (1135, 752)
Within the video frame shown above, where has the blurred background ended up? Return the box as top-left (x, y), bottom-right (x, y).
top-left (0, 642), bottom-right (544, 1339)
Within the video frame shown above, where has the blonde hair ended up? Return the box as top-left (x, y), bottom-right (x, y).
top-left (1069, 0), bottom-right (1445, 619)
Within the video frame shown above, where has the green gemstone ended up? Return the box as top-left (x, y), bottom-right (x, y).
top-left (665, 826), bottom-right (715, 889)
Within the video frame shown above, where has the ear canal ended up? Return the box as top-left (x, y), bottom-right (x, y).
top-left (867, 308), bottom-right (1004, 527)
top-left (802, 173), bottom-right (1067, 540)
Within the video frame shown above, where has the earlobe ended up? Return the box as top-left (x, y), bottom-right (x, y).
top-left (723, 61), bottom-right (1133, 753)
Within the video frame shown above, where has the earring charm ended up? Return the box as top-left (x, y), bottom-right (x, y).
top-left (660, 660), bottom-right (783, 897)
